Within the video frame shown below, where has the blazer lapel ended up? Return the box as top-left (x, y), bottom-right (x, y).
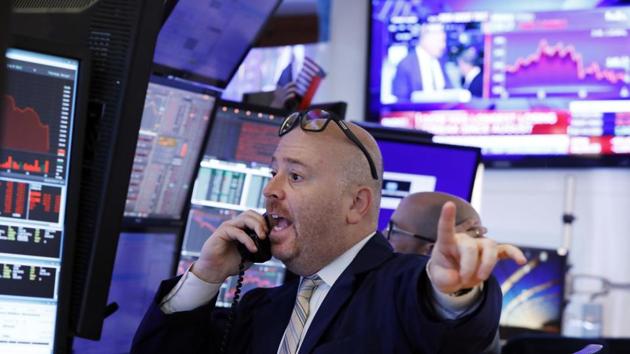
top-left (251, 279), bottom-right (299, 354)
top-left (297, 233), bottom-right (394, 354)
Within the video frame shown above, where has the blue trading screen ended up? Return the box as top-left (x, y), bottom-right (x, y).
top-left (124, 77), bottom-right (215, 220)
top-left (154, 0), bottom-right (280, 88)
top-left (73, 232), bottom-right (178, 354)
top-left (375, 139), bottom-right (479, 231)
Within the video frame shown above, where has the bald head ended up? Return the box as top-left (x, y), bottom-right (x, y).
top-left (310, 121), bottom-right (383, 227)
top-left (392, 192), bottom-right (481, 242)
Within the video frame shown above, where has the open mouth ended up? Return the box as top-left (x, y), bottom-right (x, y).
top-left (269, 213), bottom-right (293, 232)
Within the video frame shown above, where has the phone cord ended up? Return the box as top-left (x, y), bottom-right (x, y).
top-left (219, 261), bottom-right (245, 354)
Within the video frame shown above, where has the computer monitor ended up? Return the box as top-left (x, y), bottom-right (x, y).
top-left (0, 42), bottom-right (87, 354)
top-left (179, 101), bottom-right (287, 306)
top-left (493, 246), bottom-right (567, 337)
top-left (72, 231), bottom-right (178, 354)
top-left (123, 76), bottom-right (217, 225)
top-left (360, 123), bottom-right (481, 230)
top-left (153, 0), bottom-right (282, 89)
top-left (11, 1), bottom-right (167, 339)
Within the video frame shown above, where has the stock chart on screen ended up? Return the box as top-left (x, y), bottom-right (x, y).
top-left (124, 77), bottom-right (216, 220)
top-left (370, 3), bottom-right (630, 162)
top-left (0, 71), bottom-right (71, 180)
top-left (0, 48), bottom-right (80, 353)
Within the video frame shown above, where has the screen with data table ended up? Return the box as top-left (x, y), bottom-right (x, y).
top-left (124, 76), bottom-right (216, 221)
top-left (0, 47), bottom-right (81, 354)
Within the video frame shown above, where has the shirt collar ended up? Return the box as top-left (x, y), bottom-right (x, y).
top-left (464, 66), bottom-right (481, 86)
top-left (313, 232), bottom-right (376, 288)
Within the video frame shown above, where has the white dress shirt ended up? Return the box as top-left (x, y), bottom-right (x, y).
top-left (160, 232), bottom-right (482, 353)
top-left (415, 46), bottom-right (446, 91)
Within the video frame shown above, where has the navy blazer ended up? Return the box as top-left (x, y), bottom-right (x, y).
top-left (131, 233), bottom-right (501, 354)
top-left (392, 50), bottom-right (453, 101)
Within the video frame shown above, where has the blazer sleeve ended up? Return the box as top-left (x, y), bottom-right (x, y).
top-left (395, 264), bottom-right (502, 354)
top-left (130, 276), bottom-right (223, 354)
top-left (130, 276), bottom-right (272, 354)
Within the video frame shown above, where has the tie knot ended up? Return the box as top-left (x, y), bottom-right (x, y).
top-left (298, 275), bottom-right (322, 296)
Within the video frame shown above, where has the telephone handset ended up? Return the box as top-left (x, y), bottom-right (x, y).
top-left (237, 213), bottom-right (272, 263)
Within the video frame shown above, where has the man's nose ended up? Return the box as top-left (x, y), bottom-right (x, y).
top-left (263, 173), bottom-right (285, 200)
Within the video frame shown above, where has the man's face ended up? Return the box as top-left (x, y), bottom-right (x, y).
top-left (263, 129), bottom-right (350, 275)
top-left (420, 28), bottom-right (446, 58)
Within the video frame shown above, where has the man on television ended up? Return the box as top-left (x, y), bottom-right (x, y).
top-left (132, 112), bottom-right (525, 353)
top-left (392, 22), bottom-right (453, 102)
top-left (456, 47), bottom-right (483, 98)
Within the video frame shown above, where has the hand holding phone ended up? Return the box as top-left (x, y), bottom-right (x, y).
top-left (193, 210), bottom-right (270, 283)
top-left (237, 213), bottom-right (273, 263)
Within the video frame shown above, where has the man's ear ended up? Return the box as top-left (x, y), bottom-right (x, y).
top-left (347, 186), bottom-right (372, 224)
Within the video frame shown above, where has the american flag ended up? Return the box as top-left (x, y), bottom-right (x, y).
top-left (295, 56), bottom-right (326, 110)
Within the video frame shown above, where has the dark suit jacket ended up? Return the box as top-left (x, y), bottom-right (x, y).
top-left (466, 71), bottom-right (483, 98)
top-left (131, 233), bottom-right (502, 354)
top-left (392, 50), bottom-right (453, 101)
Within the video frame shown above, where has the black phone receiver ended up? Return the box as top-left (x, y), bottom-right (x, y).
top-left (237, 213), bottom-right (272, 263)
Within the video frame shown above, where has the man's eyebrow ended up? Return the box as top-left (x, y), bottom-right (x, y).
top-left (285, 157), bottom-right (308, 168)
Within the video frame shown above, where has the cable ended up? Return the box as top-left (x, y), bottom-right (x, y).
top-left (219, 261), bottom-right (245, 354)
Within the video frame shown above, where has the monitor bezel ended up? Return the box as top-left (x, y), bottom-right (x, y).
top-left (5, 35), bottom-right (90, 354)
top-left (152, 0), bottom-right (283, 89)
top-left (122, 74), bottom-right (221, 230)
top-left (364, 2), bottom-right (630, 168)
top-left (359, 122), bottom-right (481, 202)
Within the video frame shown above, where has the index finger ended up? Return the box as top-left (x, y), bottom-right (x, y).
top-left (436, 201), bottom-right (457, 247)
top-left (497, 244), bottom-right (527, 265)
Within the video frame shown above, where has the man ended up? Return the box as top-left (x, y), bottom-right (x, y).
top-left (387, 191), bottom-right (502, 354)
top-left (456, 47), bottom-right (483, 98)
top-left (387, 191), bottom-right (486, 256)
top-left (392, 23), bottom-right (453, 101)
top-left (132, 111), bottom-right (525, 353)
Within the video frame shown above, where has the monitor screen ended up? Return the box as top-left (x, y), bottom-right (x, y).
top-left (368, 2), bottom-right (630, 164)
top-left (363, 127), bottom-right (481, 230)
top-left (179, 101), bottom-right (286, 306)
top-left (153, 0), bottom-right (282, 89)
top-left (72, 231), bottom-right (178, 354)
top-left (124, 76), bottom-right (216, 221)
top-left (493, 246), bottom-right (567, 334)
top-left (0, 47), bottom-right (80, 353)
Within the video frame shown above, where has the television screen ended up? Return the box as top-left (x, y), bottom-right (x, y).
top-left (368, 2), bottom-right (630, 165)
top-left (361, 124), bottom-right (480, 230)
top-left (493, 246), bottom-right (567, 334)
top-left (73, 232), bottom-right (178, 354)
top-left (124, 76), bottom-right (216, 221)
top-left (154, 0), bottom-right (282, 89)
top-left (0, 47), bottom-right (82, 354)
top-left (179, 101), bottom-right (287, 306)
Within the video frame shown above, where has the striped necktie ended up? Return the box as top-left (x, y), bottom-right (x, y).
top-left (278, 275), bottom-right (323, 354)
